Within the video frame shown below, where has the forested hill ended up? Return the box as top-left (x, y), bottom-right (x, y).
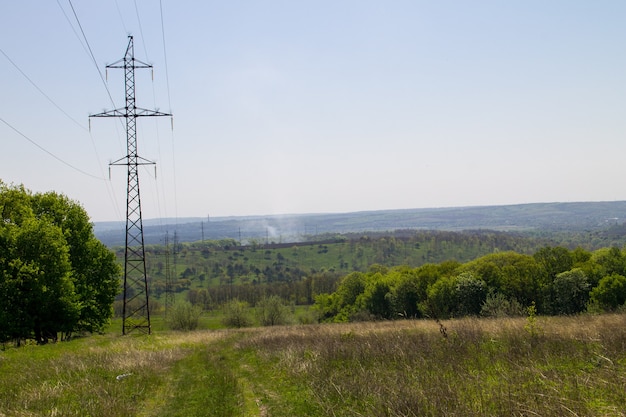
top-left (94, 201), bottom-right (626, 247)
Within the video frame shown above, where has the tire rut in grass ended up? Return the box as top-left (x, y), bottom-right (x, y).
top-left (156, 348), bottom-right (242, 417)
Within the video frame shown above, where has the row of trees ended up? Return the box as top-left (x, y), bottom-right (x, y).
top-left (186, 271), bottom-right (340, 309)
top-left (314, 246), bottom-right (626, 322)
top-left (0, 183), bottom-right (120, 344)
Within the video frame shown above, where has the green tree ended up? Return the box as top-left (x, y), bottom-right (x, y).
top-left (390, 270), bottom-right (423, 318)
top-left (462, 252), bottom-right (542, 310)
top-left (0, 183), bottom-right (120, 343)
top-left (424, 276), bottom-right (457, 319)
top-left (329, 271), bottom-right (368, 321)
top-left (549, 268), bottom-right (589, 314)
top-left (413, 262), bottom-right (459, 303)
top-left (455, 272), bottom-right (487, 316)
top-left (14, 218), bottom-right (80, 343)
top-left (534, 246), bottom-right (574, 281)
top-left (32, 190), bottom-right (120, 336)
top-left (593, 247), bottom-right (626, 277)
top-left (359, 278), bottom-right (393, 319)
top-left (589, 273), bottom-right (626, 311)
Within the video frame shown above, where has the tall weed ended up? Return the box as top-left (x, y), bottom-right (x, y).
top-left (241, 316), bottom-right (626, 416)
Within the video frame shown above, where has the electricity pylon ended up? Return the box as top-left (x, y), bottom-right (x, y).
top-left (90, 35), bottom-right (171, 335)
top-left (164, 231), bottom-right (174, 316)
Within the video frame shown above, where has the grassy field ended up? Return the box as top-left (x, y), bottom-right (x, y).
top-left (2, 314), bottom-right (626, 416)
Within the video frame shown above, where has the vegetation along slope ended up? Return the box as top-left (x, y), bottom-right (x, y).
top-left (2, 315), bottom-right (626, 416)
top-left (4, 182), bottom-right (626, 415)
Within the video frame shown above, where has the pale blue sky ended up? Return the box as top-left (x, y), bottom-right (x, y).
top-left (1, 1), bottom-right (625, 222)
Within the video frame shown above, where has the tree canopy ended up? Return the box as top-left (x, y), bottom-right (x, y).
top-left (314, 245), bottom-right (626, 322)
top-left (0, 182), bottom-right (120, 344)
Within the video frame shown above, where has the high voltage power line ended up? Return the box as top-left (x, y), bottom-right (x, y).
top-left (158, 0), bottom-right (179, 227)
top-left (0, 116), bottom-right (105, 180)
top-left (0, 48), bottom-right (88, 132)
top-left (134, 0), bottom-right (150, 61)
top-left (0, 40), bottom-right (111, 185)
top-left (65, 0), bottom-right (119, 114)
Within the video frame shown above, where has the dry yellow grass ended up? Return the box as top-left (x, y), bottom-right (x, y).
top-left (236, 314), bottom-right (626, 416)
top-left (2, 314), bottom-right (626, 416)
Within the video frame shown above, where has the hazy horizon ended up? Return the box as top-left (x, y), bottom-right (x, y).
top-left (92, 198), bottom-right (626, 224)
top-left (3, 2), bottom-right (625, 223)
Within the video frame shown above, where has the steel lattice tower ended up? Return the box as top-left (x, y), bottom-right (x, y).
top-left (90, 36), bottom-right (171, 335)
top-left (164, 231), bottom-right (174, 317)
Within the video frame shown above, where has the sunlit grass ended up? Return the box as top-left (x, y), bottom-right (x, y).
top-left (240, 315), bottom-right (626, 416)
top-left (2, 314), bottom-right (626, 416)
top-left (0, 331), bottom-right (225, 417)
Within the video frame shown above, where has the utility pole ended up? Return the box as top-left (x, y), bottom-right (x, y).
top-left (90, 35), bottom-right (171, 335)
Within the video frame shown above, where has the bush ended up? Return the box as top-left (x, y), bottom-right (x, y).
top-left (589, 273), bottom-right (626, 311)
top-left (222, 299), bottom-right (252, 328)
top-left (167, 301), bottom-right (202, 331)
top-left (297, 309), bottom-right (319, 324)
top-left (257, 295), bottom-right (291, 326)
top-left (480, 292), bottom-right (524, 318)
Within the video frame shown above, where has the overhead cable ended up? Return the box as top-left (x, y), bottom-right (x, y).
top-left (66, 0), bottom-right (119, 113)
top-left (0, 47), bottom-right (88, 132)
top-left (160, 0), bottom-right (179, 223)
top-left (0, 116), bottom-right (105, 180)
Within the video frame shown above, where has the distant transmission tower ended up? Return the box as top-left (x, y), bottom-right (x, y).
top-left (90, 35), bottom-right (171, 335)
top-left (164, 232), bottom-right (174, 316)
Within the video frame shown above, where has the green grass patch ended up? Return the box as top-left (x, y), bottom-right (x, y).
top-left (2, 315), bottom-right (626, 416)
top-left (156, 347), bottom-right (241, 417)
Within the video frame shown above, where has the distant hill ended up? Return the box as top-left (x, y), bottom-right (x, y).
top-left (93, 201), bottom-right (626, 247)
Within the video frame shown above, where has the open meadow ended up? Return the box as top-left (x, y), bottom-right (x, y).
top-left (1, 314), bottom-right (626, 416)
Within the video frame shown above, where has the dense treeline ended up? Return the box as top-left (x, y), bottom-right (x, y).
top-left (0, 183), bottom-right (120, 344)
top-left (314, 246), bottom-right (626, 322)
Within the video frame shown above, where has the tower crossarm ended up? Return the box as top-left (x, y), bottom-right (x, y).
top-left (109, 155), bottom-right (156, 166)
top-left (90, 107), bottom-right (171, 118)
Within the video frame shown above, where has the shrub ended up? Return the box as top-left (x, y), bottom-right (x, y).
top-left (480, 292), bottom-right (524, 318)
top-left (167, 301), bottom-right (202, 331)
top-left (222, 299), bottom-right (252, 328)
top-left (257, 295), bottom-right (291, 326)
